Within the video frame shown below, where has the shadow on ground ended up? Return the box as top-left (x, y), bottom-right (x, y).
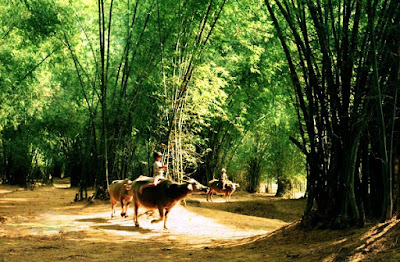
top-left (76, 218), bottom-right (109, 223)
top-left (245, 219), bottom-right (400, 261)
top-left (186, 197), bottom-right (305, 223)
top-left (0, 185), bottom-right (398, 261)
top-left (92, 224), bottom-right (153, 234)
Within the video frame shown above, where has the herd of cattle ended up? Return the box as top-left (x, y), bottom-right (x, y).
top-left (109, 176), bottom-right (240, 229)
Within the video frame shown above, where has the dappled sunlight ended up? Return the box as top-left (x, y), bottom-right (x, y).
top-left (52, 184), bottom-right (71, 189)
top-left (0, 185), bottom-right (316, 261)
top-left (145, 205), bottom-right (267, 238)
top-left (1, 200), bottom-right (270, 247)
top-left (0, 189), bottom-right (14, 194)
top-left (6, 186), bottom-right (398, 261)
top-left (345, 219), bottom-right (400, 261)
top-left (0, 197), bottom-right (30, 202)
top-left (74, 205), bottom-right (267, 245)
top-left (292, 192), bottom-right (305, 199)
top-left (358, 219), bottom-right (399, 244)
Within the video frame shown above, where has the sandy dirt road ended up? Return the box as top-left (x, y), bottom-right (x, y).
top-left (1, 185), bottom-right (398, 262)
top-left (0, 185), bottom-right (296, 261)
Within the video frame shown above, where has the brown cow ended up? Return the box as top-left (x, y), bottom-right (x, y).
top-left (131, 176), bottom-right (208, 229)
top-left (109, 179), bottom-right (133, 218)
top-left (206, 179), bottom-right (240, 202)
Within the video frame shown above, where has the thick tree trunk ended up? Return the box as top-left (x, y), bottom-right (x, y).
top-left (339, 134), bottom-right (362, 226)
top-left (276, 173), bottom-right (292, 197)
top-left (361, 139), bottom-right (371, 217)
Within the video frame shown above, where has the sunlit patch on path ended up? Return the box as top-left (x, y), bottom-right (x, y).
top-left (0, 186), bottom-right (298, 253)
top-left (0, 186), bottom-right (312, 261)
top-left (0, 189), bottom-right (14, 194)
top-left (1, 204), bottom-right (273, 248)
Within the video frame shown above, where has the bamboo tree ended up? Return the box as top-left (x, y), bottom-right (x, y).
top-left (264, 0), bottom-right (399, 227)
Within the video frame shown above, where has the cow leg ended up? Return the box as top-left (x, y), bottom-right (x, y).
top-left (124, 202), bottom-right (130, 218)
top-left (111, 200), bottom-right (116, 218)
top-left (207, 190), bottom-right (213, 202)
top-left (163, 209), bottom-right (170, 230)
top-left (120, 199), bottom-right (126, 217)
top-left (210, 191), bottom-right (214, 202)
top-left (133, 202), bottom-right (140, 227)
top-left (151, 205), bottom-right (164, 224)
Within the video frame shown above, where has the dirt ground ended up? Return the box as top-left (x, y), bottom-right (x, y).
top-left (0, 183), bottom-right (399, 262)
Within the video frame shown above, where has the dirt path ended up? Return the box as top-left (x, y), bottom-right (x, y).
top-left (1, 185), bottom-right (398, 261)
top-left (0, 185), bottom-right (295, 261)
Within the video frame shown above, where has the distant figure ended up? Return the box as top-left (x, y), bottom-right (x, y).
top-left (139, 152), bottom-right (167, 194)
top-left (207, 179), bottom-right (240, 202)
top-left (220, 168), bottom-right (228, 190)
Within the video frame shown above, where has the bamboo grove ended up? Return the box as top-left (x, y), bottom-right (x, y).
top-left (265, 0), bottom-right (400, 226)
top-left (0, 0), bottom-right (303, 198)
top-left (0, 0), bottom-right (399, 228)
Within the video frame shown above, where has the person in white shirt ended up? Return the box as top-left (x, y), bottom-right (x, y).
top-left (140, 152), bottom-right (167, 194)
top-left (220, 168), bottom-right (228, 190)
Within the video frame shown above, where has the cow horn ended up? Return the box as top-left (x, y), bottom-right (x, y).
top-left (182, 175), bottom-right (191, 181)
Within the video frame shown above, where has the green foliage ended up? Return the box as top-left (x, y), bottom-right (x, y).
top-left (0, 0), bottom-right (305, 191)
